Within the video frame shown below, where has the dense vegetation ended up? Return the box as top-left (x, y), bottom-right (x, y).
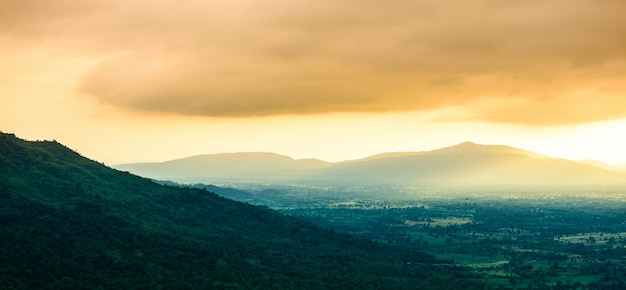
top-left (0, 132), bottom-right (484, 289)
top-left (225, 183), bottom-right (626, 289)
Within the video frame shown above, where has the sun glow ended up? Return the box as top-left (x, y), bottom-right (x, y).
top-left (2, 0), bottom-right (626, 167)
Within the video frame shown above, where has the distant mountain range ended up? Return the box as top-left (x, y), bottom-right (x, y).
top-left (116, 152), bottom-right (331, 182)
top-left (115, 142), bottom-right (626, 186)
top-left (1, 132), bottom-right (481, 288)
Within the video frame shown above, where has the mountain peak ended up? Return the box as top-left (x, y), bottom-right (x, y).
top-left (448, 141), bottom-right (487, 150)
top-left (432, 141), bottom-right (547, 159)
top-left (433, 141), bottom-right (502, 154)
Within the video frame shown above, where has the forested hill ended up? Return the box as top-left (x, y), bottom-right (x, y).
top-left (0, 132), bottom-right (483, 289)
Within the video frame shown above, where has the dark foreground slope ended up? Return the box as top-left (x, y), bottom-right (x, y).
top-left (0, 133), bottom-right (482, 289)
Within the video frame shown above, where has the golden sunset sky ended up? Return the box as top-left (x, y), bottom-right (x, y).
top-left (2, 0), bottom-right (626, 165)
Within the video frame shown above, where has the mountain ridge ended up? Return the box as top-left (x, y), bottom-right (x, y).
top-left (426, 141), bottom-right (549, 158)
top-left (343, 142), bottom-right (549, 164)
top-left (115, 142), bottom-right (626, 186)
top-left (116, 151), bottom-right (331, 182)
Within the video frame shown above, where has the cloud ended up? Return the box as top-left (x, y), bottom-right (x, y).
top-left (2, 0), bottom-right (626, 124)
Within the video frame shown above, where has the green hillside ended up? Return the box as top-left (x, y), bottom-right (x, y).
top-left (0, 132), bottom-right (483, 289)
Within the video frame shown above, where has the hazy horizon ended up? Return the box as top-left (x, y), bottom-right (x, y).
top-left (2, 1), bottom-right (626, 165)
top-left (110, 140), bottom-right (625, 167)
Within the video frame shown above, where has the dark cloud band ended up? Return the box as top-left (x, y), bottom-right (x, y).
top-left (4, 0), bottom-right (626, 124)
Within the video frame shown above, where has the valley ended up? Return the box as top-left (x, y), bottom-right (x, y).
top-left (6, 1), bottom-right (626, 288)
top-left (194, 182), bottom-right (626, 289)
top-left (4, 132), bottom-right (626, 289)
top-left (118, 142), bottom-right (626, 288)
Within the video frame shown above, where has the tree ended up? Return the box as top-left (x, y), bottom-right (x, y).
top-left (588, 236), bottom-right (596, 244)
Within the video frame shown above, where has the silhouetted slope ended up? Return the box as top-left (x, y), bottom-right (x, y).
top-left (153, 180), bottom-right (255, 201)
top-left (0, 132), bottom-right (481, 289)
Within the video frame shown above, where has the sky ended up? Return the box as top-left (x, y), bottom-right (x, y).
top-left (2, 0), bottom-right (626, 165)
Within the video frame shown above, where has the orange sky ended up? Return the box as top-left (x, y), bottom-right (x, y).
top-left (2, 0), bottom-right (626, 165)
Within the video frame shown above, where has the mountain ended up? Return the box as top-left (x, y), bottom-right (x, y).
top-left (116, 142), bottom-right (626, 186)
top-left (317, 142), bottom-right (625, 185)
top-left (0, 132), bottom-right (482, 289)
top-left (116, 152), bottom-right (331, 183)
